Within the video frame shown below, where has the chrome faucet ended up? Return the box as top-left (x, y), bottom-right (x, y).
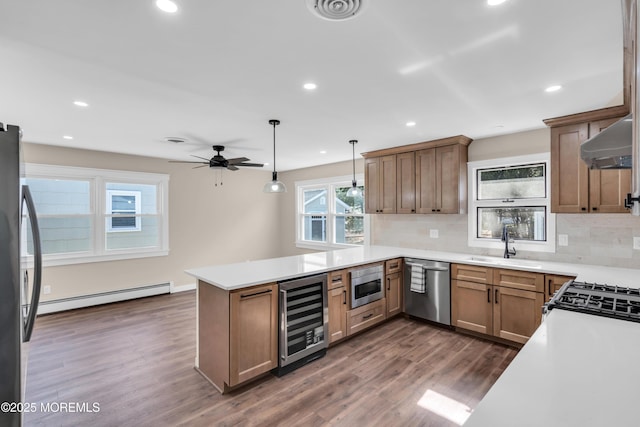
top-left (501, 225), bottom-right (516, 259)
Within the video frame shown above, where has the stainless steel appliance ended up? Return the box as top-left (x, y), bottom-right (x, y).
top-left (403, 259), bottom-right (451, 325)
top-left (350, 264), bottom-right (384, 309)
top-left (545, 280), bottom-right (640, 323)
top-left (0, 123), bottom-right (42, 427)
top-left (275, 273), bottom-right (328, 376)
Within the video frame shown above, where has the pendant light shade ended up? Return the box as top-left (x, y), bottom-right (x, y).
top-left (264, 119), bottom-right (287, 193)
top-left (347, 139), bottom-right (362, 197)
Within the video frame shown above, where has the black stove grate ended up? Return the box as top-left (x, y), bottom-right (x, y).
top-left (545, 280), bottom-right (640, 323)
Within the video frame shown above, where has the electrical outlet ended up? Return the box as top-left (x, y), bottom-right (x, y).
top-left (558, 234), bottom-right (569, 246)
top-left (634, 237), bottom-right (640, 250)
top-left (43, 285), bottom-right (51, 295)
top-left (430, 229), bottom-right (439, 238)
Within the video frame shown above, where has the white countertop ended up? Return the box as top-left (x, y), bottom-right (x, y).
top-left (185, 245), bottom-right (640, 290)
top-left (464, 309), bottom-right (640, 427)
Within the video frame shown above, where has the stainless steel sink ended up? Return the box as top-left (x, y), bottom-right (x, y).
top-left (465, 256), bottom-right (542, 270)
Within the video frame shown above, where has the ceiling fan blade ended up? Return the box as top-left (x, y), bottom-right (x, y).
top-left (191, 154), bottom-right (212, 161)
top-left (237, 162), bottom-right (264, 167)
top-left (227, 157), bottom-right (250, 165)
top-left (169, 160), bottom-right (209, 164)
top-left (227, 165), bottom-right (239, 171)
top-left (192, 165), bottom-right (209, 169)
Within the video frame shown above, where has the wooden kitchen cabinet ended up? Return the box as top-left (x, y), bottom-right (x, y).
top-left (363, 135), bottom-right (472, 215)
top-left (451, 264), bottom-right (546, 345)
top-left (198, 281), bottom-right (278, 393)
top-left (385, 258), bottom-right (403, 317)
top-left (364, 155), bottom-right (396, 214)
top-left (546, 108), bottom-right (631, 213)
top-left (327, 270), bottom-right (348, 345)
top-left (544, 274), bottom-right (576, 301)
top-left (347, 298), bottom-right (386, 336)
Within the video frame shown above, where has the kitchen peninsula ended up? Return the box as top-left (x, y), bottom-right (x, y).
top-left (186, 245), bottom-right (640, 396)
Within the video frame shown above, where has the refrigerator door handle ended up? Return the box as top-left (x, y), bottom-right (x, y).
top-left (22, 185), bottom-right (41, 342)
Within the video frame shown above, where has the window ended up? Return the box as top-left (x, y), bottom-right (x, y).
top-left (296, 175), bottom-right (366, 249)
top-left (468, 154), bottom-right (555, 253)
top-left (23, 164), bottom-right (169, 266)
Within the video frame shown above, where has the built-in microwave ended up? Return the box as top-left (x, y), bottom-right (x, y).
top-left (350, 264), bottom-right (384, 309)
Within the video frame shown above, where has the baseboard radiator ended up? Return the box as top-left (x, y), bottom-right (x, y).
top-left (37, 282), bottom-right (171, 315)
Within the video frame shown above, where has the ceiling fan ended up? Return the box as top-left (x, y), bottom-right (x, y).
top-left (170, 145), bottom-right (263, 171)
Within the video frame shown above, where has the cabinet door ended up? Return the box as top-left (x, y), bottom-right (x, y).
top-left (492, 286), bottom-right (544, 344)
top-left (415, 148), bottom-right (437, 213)
top-left (396, 152), bottom-right (416, 213)
top-left (364, 157), bottom-right (380, 214)
top-left (385, 272), bottom-right (402, 317)
top-left (550, 123), bottom-right (589, 213)
top-left (379, 155), bottom-right (397, 213)
top-left (327, 285), bottom-right (348, 344)
top-left (588, 118), bottom-right (632, 213)
top-left (493, 269), bottom-right (544, 293)
top-left (229, 283), bottom-right (278, 387)
top-left (436, 144), bottom-right (461, 214)
top-left (451, 279), bottom-right (492, 334)
top-left (544, 274), bottom-right (575, 301)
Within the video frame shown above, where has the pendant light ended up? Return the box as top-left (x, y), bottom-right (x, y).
top-left (346, 139), bottom-right (362, 197)
top-left (263, 119), bottom-right (287, 193)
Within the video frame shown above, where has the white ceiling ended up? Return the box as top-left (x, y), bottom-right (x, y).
top-left (0, 0), bottom-right (624, 171)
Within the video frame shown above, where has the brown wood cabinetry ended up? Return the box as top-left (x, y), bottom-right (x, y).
top-left (198, 281), bottom-right (278, 393)
top-left (364, 155), bottom-right (397, 214)
top-left (363, 135), bottom-right (471, 215)
top-left (327, 270), bottom-right (348, 345)
top-left (546, 108), bottom-right (631, 213)
top-left (544, 274), bottom-right (576, 301)
top-left (385, 258), bottom-right (403, 317)
top-left (451, 264), bottom-right (546, 345)
top-left (347, 298), bottom-right (386, 336)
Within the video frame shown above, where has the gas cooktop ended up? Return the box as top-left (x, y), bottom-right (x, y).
top-left (544, 281), bottom-right (640, 323)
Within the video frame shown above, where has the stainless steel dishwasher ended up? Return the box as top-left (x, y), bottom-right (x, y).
top-left (403, 258), bottom-right (451, 325)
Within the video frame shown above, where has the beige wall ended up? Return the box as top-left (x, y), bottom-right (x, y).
top-left (468, 127), bottom-right (549, 161)
top-left (24, 143), bottom-right (282, 301)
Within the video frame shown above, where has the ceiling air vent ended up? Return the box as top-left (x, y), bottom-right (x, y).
top-left (305, 0), bottom-right (367, 21)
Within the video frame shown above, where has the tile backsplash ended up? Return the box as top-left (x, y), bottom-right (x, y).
top-left (370, 213), bottom-right (640, 269)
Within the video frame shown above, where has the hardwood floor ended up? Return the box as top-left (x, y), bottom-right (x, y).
top-left (25, 292), bottom-right (517, 426)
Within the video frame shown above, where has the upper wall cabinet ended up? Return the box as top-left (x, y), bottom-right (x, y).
top-left (363, 135), bottom-right (471, 215)
top-left (544, 106), bottom-right (631, 214)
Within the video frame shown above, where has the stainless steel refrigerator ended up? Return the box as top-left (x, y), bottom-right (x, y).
top-left (0, 123), bottom-right (42, 427)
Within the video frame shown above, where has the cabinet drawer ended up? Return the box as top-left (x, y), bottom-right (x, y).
top-left (328, 269), bottom-right (348, 290)
top-left (493, 269), bottom-right (544, 293)
top-left (385, 258), bottom-right (403, 274)
top-left (347, 298), bottom-right (386, 336)
top-left (452, 263), bottom-right (493, 284)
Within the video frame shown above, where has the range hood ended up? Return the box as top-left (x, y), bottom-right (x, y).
top-left (580, 114), bottom-right (633, 169)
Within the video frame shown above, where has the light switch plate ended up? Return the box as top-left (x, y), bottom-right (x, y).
top-left (558, 234), bottom-right (569, 246)
top-left (430, 229), bottom-right (439, 238)
top-left (634, 237), bottom-right (640, 250)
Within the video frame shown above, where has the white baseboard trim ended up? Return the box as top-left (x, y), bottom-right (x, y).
top-left (37, 282), bottom-right (171, 315)
top-left (171, 283), bottom-right (196, 293)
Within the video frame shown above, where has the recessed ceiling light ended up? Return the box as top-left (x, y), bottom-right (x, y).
top-left (73, 100), bottom-right (89, 107)
top-left (320, 150), bottom-right (327, 154)
top-left (156, 0), bottom-right (178, 13)
top-left (487, 0), bottom-right (507, 5)
top-left (63, 135), bottom-right (73, 140)
top-left (406, 121), bottom-right (416, 127)
top-left (303, 83), bottom-right (317, 90)
top-left (545, 85), bottom-right (562, 93)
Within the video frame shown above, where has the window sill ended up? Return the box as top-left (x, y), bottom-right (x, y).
top-left (23, 249), bottom-right (169, 268)
top-left (467, 239), bottom-right (555, 254)
top-left (295, 241), bottom-right (362, 252)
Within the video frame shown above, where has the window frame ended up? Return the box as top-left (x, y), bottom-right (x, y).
top-left (23, 163), bottom-right (170, 267)
top-left (467, 154), bottom-right (556, 253)
top-left (106, 189), bottom-right (142, 232)
top-left (295, 174), bottom-right (367, 250)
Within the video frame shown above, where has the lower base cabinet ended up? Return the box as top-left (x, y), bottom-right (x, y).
top-left (198, 281), bottom-right (278, 393)
top-left (451, 265), bottom-right (546, 345)
top-left (347, 298), bottom-right (387, 336)
top-left (327, 270), bottom-right (348, 345)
